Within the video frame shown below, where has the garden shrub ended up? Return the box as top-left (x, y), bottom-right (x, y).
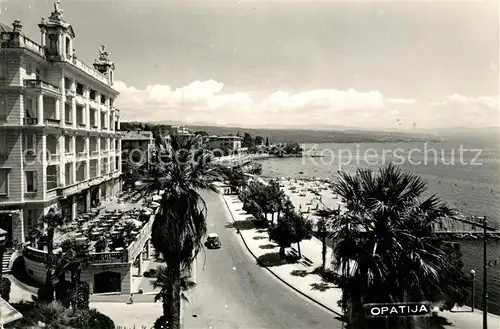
top-left (85, 309), bottom-right (115, 329)
top-left (1, 277), bottom-right (11, 302)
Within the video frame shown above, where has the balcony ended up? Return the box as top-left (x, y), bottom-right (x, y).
top-left (65, 89), bottom-right (76, 99)
top-left (56, 180), bottom-right (89, 199)
top-left (77, 151), bottom-right (87, 159)
top-left (24, 79), bottom-right (60, 94)
top-left (66, 57), bottom-right (109, 86)
top-left (44, 118), bottom-right (61, 127)
top-left (48, 153), bottom-right (60, 163)
top-left (24, 118), bottom-right (38, 125)
top-left (0, 32), bottom-right (45, 57)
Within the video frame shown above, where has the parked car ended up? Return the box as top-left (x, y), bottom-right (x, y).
top-left (206, 233), bottom-right (221, 249)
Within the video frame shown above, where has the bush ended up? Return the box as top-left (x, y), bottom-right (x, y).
top-left (68, 309), bottom-right (115, 329)
top-left (85, 309), bottom-right (115, 329)
top-left (1, 277), bottom-right (11, 302)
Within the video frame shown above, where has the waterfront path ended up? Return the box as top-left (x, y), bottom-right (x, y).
top-left (220, 192), bottom-right (500, 329)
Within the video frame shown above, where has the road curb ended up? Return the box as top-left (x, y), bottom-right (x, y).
top-left (220, 193), bottom-right (343, 318)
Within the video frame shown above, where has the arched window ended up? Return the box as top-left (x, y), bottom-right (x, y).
top-left (65, 37), bottom-right (71, 55)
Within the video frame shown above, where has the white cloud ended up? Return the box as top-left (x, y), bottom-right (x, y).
top-left (429, 94), bottom-right (498, 108)
top-left (113, 80), bottom-right (498, 128)
top-left (114, 80), bottom-right (385, 126)
top-left (389, 98), bottom-right (415, 104)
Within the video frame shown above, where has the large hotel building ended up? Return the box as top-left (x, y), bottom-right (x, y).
top-left (0, 3), bottom-right (122, 248)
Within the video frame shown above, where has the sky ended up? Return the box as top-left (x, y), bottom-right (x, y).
top-left (0, 0), bottom-right (498, 130)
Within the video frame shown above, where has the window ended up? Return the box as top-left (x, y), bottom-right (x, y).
top-left (24, 134), bottom-right (36, 152)
top-left (0, 132), bottom-right (6, 156)
top-left (100, 95), bottom-right (106, 104)
top-left (65, 136), bottom-right (72, 154)
top-left (0, 169), bottom-right (8, 196)
top-left (0, 95), bottom-right (7, 119)
top-left (27, 209), bottom-right (38, 231)
top-left (26, 171), bottom-right (37, 192)
top-left (26, 64), bottom-right (32, 75)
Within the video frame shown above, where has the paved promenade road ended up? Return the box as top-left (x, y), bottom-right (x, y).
top-left (184, 191), bottom-right (343, 329)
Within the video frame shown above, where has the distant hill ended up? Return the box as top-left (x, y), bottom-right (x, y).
top-left (149, 122), bottom-right (440, 144)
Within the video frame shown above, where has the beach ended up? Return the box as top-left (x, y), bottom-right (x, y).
top-left (255, 139), bottom-right (500, 315)
top-left (273, 177), bottom-right (343, 228)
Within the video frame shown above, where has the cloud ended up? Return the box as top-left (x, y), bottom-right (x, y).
top-left (429, 94), bottom-right (498, 108)
top-left (389, 98), bottom-right (415, 104)
top-left (113, 80), bottom-right (498, 128)
top-left (114, 80), bottom-right (385, 126)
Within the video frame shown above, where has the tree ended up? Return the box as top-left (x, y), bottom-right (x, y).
top-left (151, 265), bottom-right (196, 322)
top-left (36, 209), bottom-right (71, 303)
top-left (254, 136), bottom-right (264, 145)
top-left (268, 214), bottom-right (295, 259)
top-left (219, 165), bottom-right (246, 193)
top-left (265, 137), bottom-right (269, 146)
top-left (315, 206), bottom-right (340, 270)
top-left (291, 211), bottom-right (313, 258)
top-left (54, 237), bottom-right (91, 309)
top-left (138, 134), bottom-right (220, 329)
top-left (331, 164), bottom-right (459, 329)
top-left (242, 132), bottom-right (254, 148)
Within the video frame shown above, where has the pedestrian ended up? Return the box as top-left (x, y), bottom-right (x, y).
top-left (128, 293), bottom-right (134, 304)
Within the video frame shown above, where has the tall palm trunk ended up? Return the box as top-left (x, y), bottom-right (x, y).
top-left (45, 227), bottom-right (55, 302)
top-left (165, 263), bottom-right (182, 329)
top-left (321, 232), bottom-right (327, 270)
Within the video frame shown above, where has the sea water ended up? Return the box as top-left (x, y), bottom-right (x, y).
top-left (257, 140), bottom-right (500, 314)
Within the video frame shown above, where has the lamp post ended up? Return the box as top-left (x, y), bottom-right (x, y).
top-left (0, 228), bottom-right (8, 329)
top-left (470, 269), bottom-right (476, 312)
top-left (482, 216), bottom-right (487, 329)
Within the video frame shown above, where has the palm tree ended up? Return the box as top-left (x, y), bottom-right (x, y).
top-left (140, 134), bottom-right (220, 329)
top-left (151, 265), bottom-right (196, 316)
top-left (331, 164), bottom-right (457, 328)
top-left (54, 237), bottom-right (90, 308)
top-left (315, 206), bottom-right (340, 271)
top-left (36, 208), bottom-right (71, 302)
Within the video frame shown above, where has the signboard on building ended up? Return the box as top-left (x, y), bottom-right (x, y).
top-left (364, 302), bottom-right (432, 318)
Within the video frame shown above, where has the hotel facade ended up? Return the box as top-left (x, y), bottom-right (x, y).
top-left (0, 4), bottom-right (122, 248)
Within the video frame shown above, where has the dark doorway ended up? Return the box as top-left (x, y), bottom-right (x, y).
top-left (0, 213), bottom-right (13, 248)
top-left (90, 187), bottom-right (99, 208)
top-left (94, 271), bottom-right (121, 293)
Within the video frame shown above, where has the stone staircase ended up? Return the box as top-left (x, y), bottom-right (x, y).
top-left (2, 249), bottom-right (13, 274)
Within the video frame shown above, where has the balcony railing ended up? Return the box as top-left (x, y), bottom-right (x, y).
top-left (44, 118), bottom-right (61, 127)
top-left (67, 57), bottom-right (109, 86)
top-left (0, 32), bottom-right (45, 57)
top-left (78, 151), bottom-right (87, 159)
top-left (49, 154), bottom-right (59, 162)
top-left (24, 117), bottom-right (38, 125)
top-left (65, 89), bottom-right (76, 98)
top-left (127, 215), bottom-right (154, 263)
top-left (24, 79), bottom-right (60, 93)
top-left (88, 251), bottom-right (127, 264)
top-left (57, 180), bottom-right (89, 198)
